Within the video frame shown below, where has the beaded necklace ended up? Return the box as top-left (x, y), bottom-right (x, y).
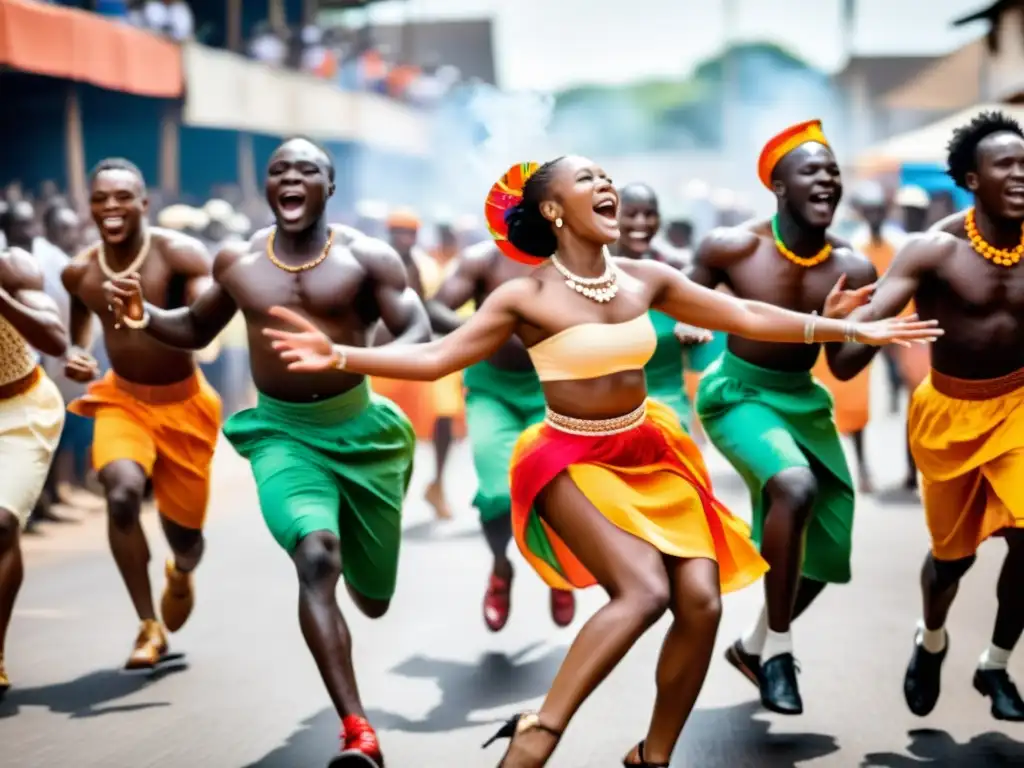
top-left (964, 208), bottom-right (1024, 267)
top-left (771, 215), bottom-right (831, 268)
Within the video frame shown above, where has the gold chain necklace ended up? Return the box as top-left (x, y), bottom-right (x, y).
top-left (771, 215), bottom-right (831, 268)
top-left (98, 227), bottom-right (152, 279)
top-left (265, 227), bottom-right (335, 273)
top-left (965, 208), bottom-right (1024, 267)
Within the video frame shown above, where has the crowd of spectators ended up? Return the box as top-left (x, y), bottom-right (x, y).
top-left (39, 1), bottom-right (461, 106)
top-left (244, 21), bottom-right (461, 105)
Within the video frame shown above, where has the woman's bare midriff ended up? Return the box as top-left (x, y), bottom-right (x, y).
top-left (541, 369), bottom-right (648, 420)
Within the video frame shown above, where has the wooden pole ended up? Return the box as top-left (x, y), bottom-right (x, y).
top-left (269, 0), bottom-right (285, 29)
top-left (303, 0), bottom-right (318, 27)
top-left (160, 101), bottom-right (181, 199)
top-left (238, 132), bottom-right (256, 202)
top-left (65, 84), bottom-right (86, 211)
top-left (226, 0), bottom-right (242, 53)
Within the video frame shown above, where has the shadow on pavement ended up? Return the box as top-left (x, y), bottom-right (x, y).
top-left (861, 728), bottom-right (1024, 766)
top-left (364, 641), bottom-right (567, 732)
top-left (248, 656), bottom-right (841, 768)
top-left (674, 700), bottom-right (839, 767)
top-left (0, 659), bottom-right (186, 720)
top-left (245, 642), bottom-right (565, 767)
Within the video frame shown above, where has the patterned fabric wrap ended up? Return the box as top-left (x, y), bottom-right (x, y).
top-left (484, 161), bottom-right (546, 266)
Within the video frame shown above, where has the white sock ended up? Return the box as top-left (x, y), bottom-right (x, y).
top-left (917, 620), bottom-right (947, 654)
top-left (979, 643), bottom-right (1012, 670)
top-left (761, 629), bottom-right (794, 662)
top-left (740, 606), bottom-right (768, 656)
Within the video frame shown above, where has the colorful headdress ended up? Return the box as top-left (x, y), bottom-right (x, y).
top-left (757, 119), bottom-right (830, 190)
top-left (484, 161), bottom-right (546, 265)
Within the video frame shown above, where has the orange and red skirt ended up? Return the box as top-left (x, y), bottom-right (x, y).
top-left (510, 399), bottom-right (768, 593)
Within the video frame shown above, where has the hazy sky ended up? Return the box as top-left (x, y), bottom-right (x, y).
top-left (355, 0), bottom-right (986, 90)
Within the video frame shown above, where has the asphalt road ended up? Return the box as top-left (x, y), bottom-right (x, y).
top-left (2, 367), bottom-right (1023, 767)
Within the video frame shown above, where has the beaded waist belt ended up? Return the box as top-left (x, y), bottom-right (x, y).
top-left (544, 399), bottom-right (647, 436)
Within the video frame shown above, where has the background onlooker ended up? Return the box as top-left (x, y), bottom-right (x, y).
top-left (131, 0), bottom-right (195, 42)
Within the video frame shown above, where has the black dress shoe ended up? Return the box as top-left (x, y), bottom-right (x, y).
top-left (724, 639), bottom-right (761, 688)
top-left (758, 653), bottom-right (803, 715)
top-left (974, 668), bottom-right (1024, 721)
top-left (903, 630), bottom-right (947, 716)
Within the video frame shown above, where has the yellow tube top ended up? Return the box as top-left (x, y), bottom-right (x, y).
top-left (527, 313), bottom-right (658, 382)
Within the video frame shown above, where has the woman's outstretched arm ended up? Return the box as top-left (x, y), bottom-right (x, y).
top-left (636, 259), bottom-right (941, 347)
top-left (264, 279), bottom-right (527, 380)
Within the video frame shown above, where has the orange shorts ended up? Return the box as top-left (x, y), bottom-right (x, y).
top-left (69, 370), bottom-right (222, 530)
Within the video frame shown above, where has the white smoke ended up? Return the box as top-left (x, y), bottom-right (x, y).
top-left (430, 83), bottom-right (559, 220)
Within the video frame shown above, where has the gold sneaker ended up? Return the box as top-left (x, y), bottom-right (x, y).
top-left (160, 559), bottom-right (194, 633)
top-left (0, 654), bottom-right (10, 698)
top-left (125, 619), bottom-right (168, 670)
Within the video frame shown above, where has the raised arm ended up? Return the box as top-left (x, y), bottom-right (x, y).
top-left (0, 247), bottom-right (67, 357)
top-left (353, 236), bottom-right (431, 346)
top-left (105, 244), bottom-right (241, 350)
top-left (426, 243), bottom-right (491, 334)
top-left (264, 280), bottom-right (526, 381)
top-left (637, 258), bottom-right (940, 347)
top-left (824, 233), bottom-right (942, 380)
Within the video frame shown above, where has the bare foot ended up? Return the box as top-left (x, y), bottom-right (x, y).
top-left (424, 481), bottom-right (452, 520)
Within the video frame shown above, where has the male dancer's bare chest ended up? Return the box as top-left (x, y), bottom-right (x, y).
top-left (727, 248), bottom-right (841, 314)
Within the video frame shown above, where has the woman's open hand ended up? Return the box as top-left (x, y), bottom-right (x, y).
top-left (263, 306), bottom-right (341, 373)
top-left (853, 314), bottom-right (942, 347)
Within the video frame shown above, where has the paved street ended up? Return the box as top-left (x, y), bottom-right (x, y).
top-left (3, 368), bottom-right (1024, 767)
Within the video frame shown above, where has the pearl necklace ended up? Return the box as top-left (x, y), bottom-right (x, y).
top-left (965, 207), bottom-right (1024, 267)
top-left (550, 248), bottom-right (619, 303)
top-left (98, 227), bottom-right (152, 280)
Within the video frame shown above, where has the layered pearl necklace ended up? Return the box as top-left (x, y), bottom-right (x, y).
top-left (551, 248), bottom-right (619, 303)
top-left (98, 227), bottom-right (152, 280)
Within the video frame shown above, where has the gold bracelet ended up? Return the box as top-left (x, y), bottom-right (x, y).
top-left (332, 345), bottom-right (347, 371)
top-left (844, 322), bottom-right (858, 343)
top-left (803, 311), bottom-right (818, 344)
top-left (121, 311), bottom-right (150, 330)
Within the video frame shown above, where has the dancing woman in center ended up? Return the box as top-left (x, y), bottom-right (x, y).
top-left (264, 157), bottom-right (940, 767)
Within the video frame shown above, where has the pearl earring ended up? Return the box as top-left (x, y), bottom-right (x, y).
top-left (555, 217), bottom-right (563, 228)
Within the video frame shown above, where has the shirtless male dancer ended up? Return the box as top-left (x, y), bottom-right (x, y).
top-left (106, 137), bottom-right (430, 766)
top-left (829, 111), bottom-right (1024, 721)
top-left (62, 159), bottom-right (222, 669)
top-left (0, 246), bottom-right (67, 697)
top-left (692, 120), bottom-right (878, 714)
top-left (427, 240), bottom-right (576, 632)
